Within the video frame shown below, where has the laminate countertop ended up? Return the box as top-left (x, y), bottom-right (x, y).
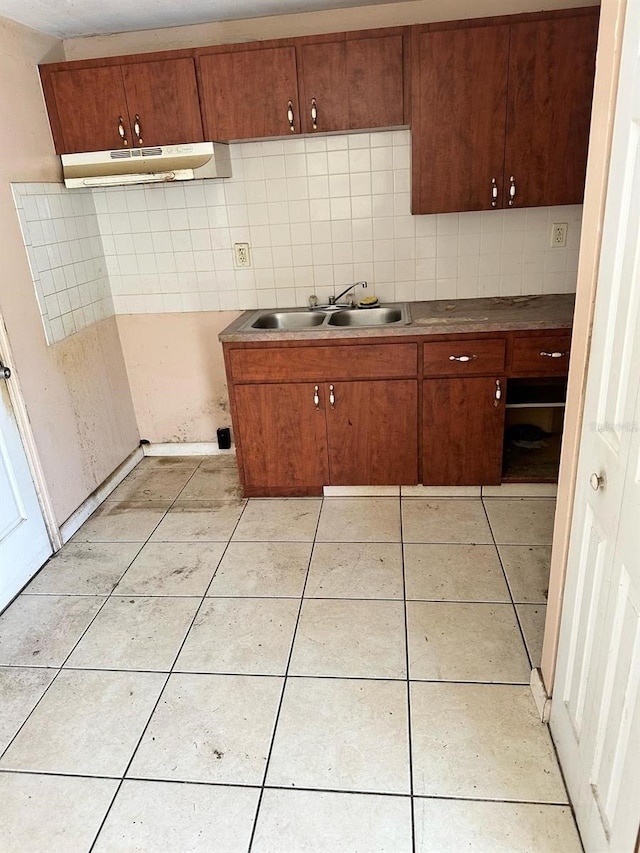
top-left (218, 293), bottom-right (575, 342)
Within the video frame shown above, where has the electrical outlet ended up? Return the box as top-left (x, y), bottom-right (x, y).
top-left (551, 222), bottom-right (568, 248)
top-left (233, 242), bottom-right (251, 268)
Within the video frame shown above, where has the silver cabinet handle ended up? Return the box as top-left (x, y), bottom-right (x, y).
top-left (311, 98), bottom-right (318, 130)
top-left (0, 360), bottom-right (11, 380)
top-left (329, 384), bottom-right (335, 408)
top-left (491, 177), bottom-right (498, 208)
top-left (540, 351), bottom-right (569, 358)
top-left (313, 385), bottom-right (320, 410)
top-left (449, 355), bottom-right (478, 362)
top-left (508, 175), bottom-right (516, 206)
top-left (494, 379), bottom-right (502, 407)
top-left (117, 116), bottom-right (129, 146)
top-left (134, 114), bottom-right (143, 145)
top-left (287, 100), bottom-right (295, 133)
top-left (590, 472), bottom-right (605, 491)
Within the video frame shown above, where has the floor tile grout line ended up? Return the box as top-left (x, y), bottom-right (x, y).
top-left (0, 534), bottom-right (150, 767)
top-left (480, 498), bottom-right (536, 670)
top-left (246, 496), bottom-right (324, 853)
top-left (13, 591), bottom-right (549, 605)
top-left (399, 499), bottom-right (417, 853)
top-left (59, 459), bottom-right (225, 852)
top-left (87, 477), bottom-right (253, 851)
top-left (0, 766), bottom-right (576, 809)
top-left (1, 664), bottom-right (535, 686)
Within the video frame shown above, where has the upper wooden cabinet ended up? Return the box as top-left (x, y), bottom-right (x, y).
top-left (41, 57), bottom-right (204, 154)
top-left (298, 33), bottom-right (405, 134)
top-left (198, 46), bottom-right (300, 141)
top-left (504, 15), bottom-right (599, 208)
top-left (411, 10), bottom-right (599, 214)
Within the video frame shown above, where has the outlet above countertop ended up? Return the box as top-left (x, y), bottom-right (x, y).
top-left (218, 293), bottom-right (575, 342)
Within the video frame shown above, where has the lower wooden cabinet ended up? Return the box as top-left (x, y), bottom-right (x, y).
top-left (224, 327), bottom-right (570, 494)
top-left (233, 383), bottom-right (329, 491)
top-left (326, 380), bottom-right (418, 486)
top-left (233, 379), bottom-right (418, 493)
top-left (422, 376), bottom-right (506, 486)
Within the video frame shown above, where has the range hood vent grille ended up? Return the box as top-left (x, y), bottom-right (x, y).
top-left (62, 142), bottom-right (232, 188)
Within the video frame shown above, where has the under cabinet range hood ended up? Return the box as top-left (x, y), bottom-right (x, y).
top-left (61, 142), bottom-right (232, 188)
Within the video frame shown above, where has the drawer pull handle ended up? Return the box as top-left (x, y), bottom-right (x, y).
top-left (491, 177), bottom-right (498, 208)
top-left (494, 378), bottom-right (502, 407)
top-left (313, 385), bottom-right (320, 410)
top-left (329, 384), bottom-right (335, 408)
top-left (449, 355), bottom-right (478, 362)
top-left (287, 100), bottom-right (295, 133)
top-left (508, 175), bottom-right (516, 206)
top-left (134, 114), bottom-right (143, 145)
top-left (311, 98), bottom-right (318, 130)
top-left (117, 116), bottom-right (129, 146)
top-left (540, 351), bottom-right (569, 358)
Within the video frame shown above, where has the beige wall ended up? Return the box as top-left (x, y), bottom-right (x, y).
top-left (63, 0), bottom-right (598, 59)
top-left (116, 312), bottom-right (239, 443)
top-left (541, 0), bottom-right (626, 693)
top-left (0, 16), bottom-right (139, 525)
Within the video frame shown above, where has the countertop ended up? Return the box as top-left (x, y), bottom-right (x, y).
top-left (218, 293), bottom-right (575, 343)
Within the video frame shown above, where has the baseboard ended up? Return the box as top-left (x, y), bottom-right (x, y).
top-left (59, 446), bottom-right (144, 545)
top-left (142, 442), bottom-right (235, 457)
top-left (530, 667), bottom-right (552, 723)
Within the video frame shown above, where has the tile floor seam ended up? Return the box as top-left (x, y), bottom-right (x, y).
top-left (480, 497), bottom-right (536, 672)
top-left (87, 464), bottom-right (249, 851)
top-left (246, 495), bottom-right (324, 853)
top-left (0, 535), bottom-right (151, 765)
top-left (399, 497), bottom-right (417, 853)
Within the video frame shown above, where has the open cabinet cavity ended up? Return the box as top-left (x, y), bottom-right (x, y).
top-left (502, 377), bottom-right (568, 482)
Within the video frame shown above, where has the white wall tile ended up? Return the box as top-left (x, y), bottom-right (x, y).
top-left (13, 132), bottom-right (582, 326)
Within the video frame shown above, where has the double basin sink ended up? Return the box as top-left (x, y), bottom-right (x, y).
top-left (238, 303), bottom-right (410, 332)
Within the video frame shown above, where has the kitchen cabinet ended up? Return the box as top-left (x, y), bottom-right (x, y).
top-left (297, 33), bottom-right (405, 134)
top-left (233, 382), bottom-right (329, 491)
top-left (326, 380), bottom-right (418, 485)
top-left (198, 46), bottom-right (300, 140)
top-left (423, 377), bottom-right (505, 485)
top-left (225, 341), bottom-right (418, 495)
top-left (411, 10), bottom-right (599, 214)
top-left (222, 324), bottom-right (572, 495)
top-left (422, 338), bottom-right (506, 485)
top-left (41, 58), bottom-right (204, 154)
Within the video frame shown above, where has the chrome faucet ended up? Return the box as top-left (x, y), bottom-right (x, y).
top-left (329, 280), bottom-right (368, 306)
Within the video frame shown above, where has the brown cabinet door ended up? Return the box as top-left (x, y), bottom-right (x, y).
top-left (326, 380), bottom-right (418, 485)
top-left (299, 34), bottom-right (404, 134)
top-left (198, 47), bottom-right (299, 140)
top-left (412, 25), bottom-right (509, 214)
top-left (504, 14), bottom-right (598, 208)
top-left (423, 377), bottom-right (505, 485)
top-left (48, 66), bottom-right (130, 153)
top-left (234, 383), bottom-right (329, 490)
top-left (122, 58), bottom-right (204, 147)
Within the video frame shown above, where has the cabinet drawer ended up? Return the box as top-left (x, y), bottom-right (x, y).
top-left (423, 339), bottom-right (505, 376)
top-left (229, 343), bottom-right (418, 383)
top-left (511, 335), bottom-right (571, 374)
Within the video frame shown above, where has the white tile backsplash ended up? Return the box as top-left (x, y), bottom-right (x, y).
top-left (12, 183), bottom-right (113, 345)
top-left (14, 131), bottom-right (581, 339)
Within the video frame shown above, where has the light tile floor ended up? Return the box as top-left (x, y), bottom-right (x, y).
top-left (0, 456), bottom-right (582, 852)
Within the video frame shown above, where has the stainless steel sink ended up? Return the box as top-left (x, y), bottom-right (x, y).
top-left (238, 303), bottom-right (410, 333)
top-left (328, 307), bottom-right (404, 327)
top-left (250, 311), bottom-right (326, 330)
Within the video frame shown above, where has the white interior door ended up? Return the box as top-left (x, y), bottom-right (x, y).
top-left (550, 2), bottom-right (640, 850)
top-left (0, 361), bottom-right (52, 611)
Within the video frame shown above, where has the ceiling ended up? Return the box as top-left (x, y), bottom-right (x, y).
top-left (0, 0), bottom-right (424, 39)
